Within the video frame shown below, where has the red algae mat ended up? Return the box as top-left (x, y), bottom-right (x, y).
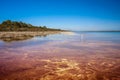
top-left (0, 40), bottom-right (120, 80)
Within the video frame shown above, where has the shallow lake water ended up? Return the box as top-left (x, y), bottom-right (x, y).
top-left (0, 31), bottom-right (120, 80)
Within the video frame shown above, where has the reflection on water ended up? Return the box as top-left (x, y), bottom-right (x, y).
top-left (0, 32), bottom-right (48, 42)
top-left (0, 31), bottom-right (120, 80)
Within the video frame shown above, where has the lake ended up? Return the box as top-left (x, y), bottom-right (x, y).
top-left (0, 31), bottom-right (120, 80)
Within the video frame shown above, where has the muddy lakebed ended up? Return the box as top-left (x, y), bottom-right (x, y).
top-left (0, 31), bottom-right (120, 80)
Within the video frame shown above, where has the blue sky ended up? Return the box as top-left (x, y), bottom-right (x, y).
top-left (0, 0), bottom-right (120, 31)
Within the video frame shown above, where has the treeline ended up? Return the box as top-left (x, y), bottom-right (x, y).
top-left (0, 20), bottom-right (62, 31)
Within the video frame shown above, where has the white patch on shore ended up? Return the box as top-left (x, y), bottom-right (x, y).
top-left (61, 32), bottom-right (77, 35)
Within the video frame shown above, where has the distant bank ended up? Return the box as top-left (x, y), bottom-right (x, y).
top-left (73, 31), bottom-right (120, 32)
top-left (0, 20), bottom-right (64, 31)
top-left (0, 20), bottom-right (69, 42)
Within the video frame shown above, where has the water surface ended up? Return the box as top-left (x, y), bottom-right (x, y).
top-left (0, 31), bottom-right (120, 80)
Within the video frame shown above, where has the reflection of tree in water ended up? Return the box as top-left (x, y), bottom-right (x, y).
top-left (38, 34), bottom-right (48, 37)
top-left (0, 33), bottom-right (49, 42)
top-left (0, 36), bottom-right (33, 42)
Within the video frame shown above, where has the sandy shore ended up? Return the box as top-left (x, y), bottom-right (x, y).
top-left (60, 31), bottom-right (77, 35)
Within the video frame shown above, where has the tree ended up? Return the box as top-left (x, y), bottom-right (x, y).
top-left (0, 20), bottom-right (62, 31)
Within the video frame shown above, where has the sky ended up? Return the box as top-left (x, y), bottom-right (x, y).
top-left (0, 0), bottom-right (120, 31)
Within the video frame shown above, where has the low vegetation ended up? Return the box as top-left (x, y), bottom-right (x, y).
top-left (0, 20), bottom-right (62, 31)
